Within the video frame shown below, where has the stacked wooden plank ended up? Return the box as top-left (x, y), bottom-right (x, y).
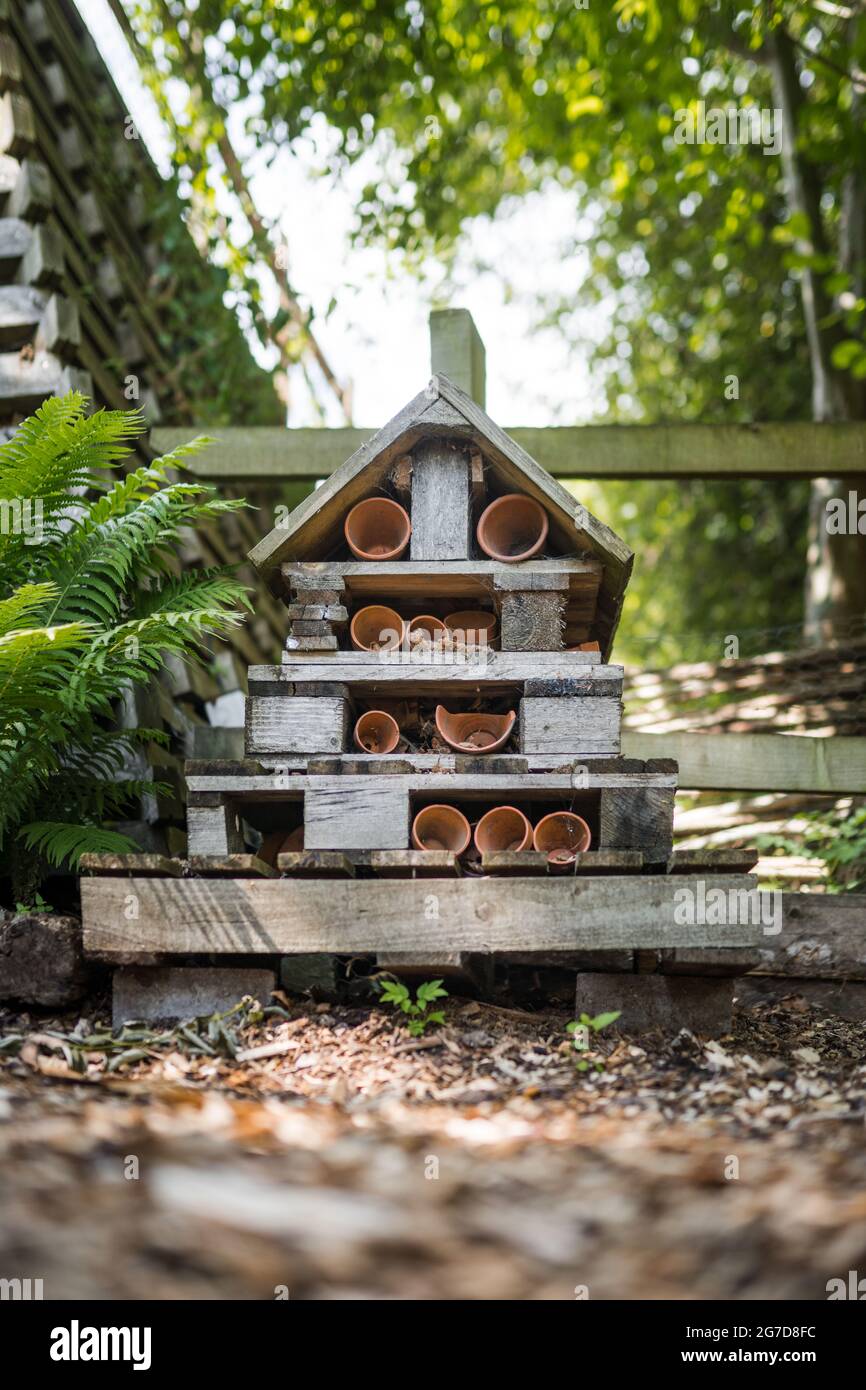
top-left (80, 377), bottom-right (766, 1031)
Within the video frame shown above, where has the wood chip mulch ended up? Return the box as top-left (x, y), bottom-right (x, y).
top-left (1, 993), bottom-right (865, 1300)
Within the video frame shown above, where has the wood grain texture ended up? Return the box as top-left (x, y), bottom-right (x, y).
top-left (186, 803), bottom-right (244, 857)
top-left (599, 785), bottom-right (676, 854)
top-left (304, 783), bottom-right (409, 849)
top-left (520, 697), bottom-right (622, 756)
top-left (81, 874), bottom-right (763, 957)
top-left (621, 731), bottom-right (866, 793)
top-left (246, 696), bottom-right (348, 756)
top-left (410, 438), bottom-right (471, 560)
top-left (499, 591), bottom-right (564, 651)
top-left (157, 421), bottom-right (866, 484)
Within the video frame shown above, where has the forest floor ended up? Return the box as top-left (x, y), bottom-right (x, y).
top-left (1, 992), bottom-right (865, 1300)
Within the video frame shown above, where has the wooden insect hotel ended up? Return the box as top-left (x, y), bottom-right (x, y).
top-left (82, 374), bottom-right (763, 1031)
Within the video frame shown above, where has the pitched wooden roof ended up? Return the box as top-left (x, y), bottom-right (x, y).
top-left (249, 374), bottom-right (634, 657)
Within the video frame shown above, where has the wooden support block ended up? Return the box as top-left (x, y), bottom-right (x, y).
top-left (188, 854), bottom-right (278, 878)
top-left (599, 785), bottom-right (675, 854)
top-left (494, 570), bottom-right (570, 592)
top-left (0, 34), bottom-right (22, 92)
top-left (304, 783), bottom-right (409, 849)
top-left (575, 972), bottom-right (734, 1037)
top-left (520, 696), bottom-right (622, 756)
top-left (410, 439), bottom-right (471, 560)
top-left (292, 682), bottom-right (351, 698)
top-left (79, 853), bottom-right (183, 878)
top-left (667, 849), bottom-right (758, 875)
top-left (285, 604), bottom-right (348, 623)
top-left (481, 851), bottom-right (549, 876)
top-left (499, 590), bottom-right (565, 651)
top-left (284, 567), bottom-right (345, 594)
top-left (186, 802), bottom-right (244, 856)
top-left (289, 619), bottom-right (334, 637)
top-left (246, 695), bottom-right (348, 756)
top-left (284, 634), bottom-right (338, 652)
top-left (277, 851), bottom-right (356, 878)
top-left (369, 850), bottom-right (460, 877)
top-left (280, 954), bottom-right (341, 995)
top-left (0, 214), bottom-right (29, 270)
top-left (525, 673), bottom-right (623, 698)
top-left (658, 948), bottom-right (761, 977)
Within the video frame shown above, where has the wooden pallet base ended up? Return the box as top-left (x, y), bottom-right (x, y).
top-left (81, 873), bottom-right (763, 959)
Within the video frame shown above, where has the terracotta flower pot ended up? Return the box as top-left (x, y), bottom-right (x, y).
top-left (565, 641), bottom-right (600, 653)
top-left (344, 497), bottom-right (411, 560)
top-left (533, 812), bottom-right (591, 868)
top-left (434, 705), bottom-right (516, 754)
top-left (411, 803), bottom-right (472, 854)
top-left (354, 709), bottom-right (400, 754)
top-left (476, 493), bottom-right (549, 562)
top-left (444, 609), bottom-right (498, 647)
top-left (474, 805), bottom-right (532, 854)
top-left (350, 604), bottom-right (404, 652)
top-left (260, 826), bottom-right (304, 865)
top-left (408, 614), bottom-right (448, 650)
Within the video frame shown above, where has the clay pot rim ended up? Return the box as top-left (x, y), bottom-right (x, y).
top-left (476, 492), bottom-right (549, 563)
top-left (411, 803), bottom-right (472, 855)
top-left (532, 811), bottom-right (592, 859)
top-left (443, 609), bottom-right (498, 632)
top-left (473, 805), bottom-right (533, 854)
top-left (344, 496), bottom-right (412, 561)
top-left (434, 705), bottom-right (516, 754)
top-left (353, 708), bottom-right (400, 755)
top-left (349, 604), bottom-right (406, 652)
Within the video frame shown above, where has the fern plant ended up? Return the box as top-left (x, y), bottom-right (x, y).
top-left (0, 393), bottom-right (251, 904)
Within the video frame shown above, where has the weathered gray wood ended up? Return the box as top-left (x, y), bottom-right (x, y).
top-left (277, 851), bottom-right (356, 878)
top-left (667, 849), bottom-right (759, 875)
top-left (429, 307), bottom-right (486, 406)
top-left (188, 854), bottom-right (277, 878)
top-left (17, 222), bottom-right (63, 286)
top-left (157, 420), bottom-right (866, 485)
top-left (520, 696), bottom-right (622, 756)
top-left (37, 291), bottom-right (79, 353)
top-left (281, 557), bottom-right (601, 597)
top-left (186, 766), bottom-right (677, 797)
top-left (499, 591), bottom-right (565, 651)
top-left (283, 634), bottom-right (338, 652)
top-left (253, 654), bottom-right (616, 699)
top-left (600, 785), bottom-right (675, 855)
top-left (79, 853), bottom-right (183, 878)
top-left (81, 874), bottom-right (763, 957)
top-left (482, 850), bottom-right (643, 876)
top-left (659, 948), bottom-right (761, 976)
top-left (410, 438), bottom-right (471, 560)
top-left (621, 731), bottom-right (866, 794)
top-left (245, 695), bottom-right (348, 756)
top-left (0, 91), bottom-right (34, 157)
top-left (752, 893), bottom-right (866, 980)
top-left (370, 850), bottom-right (460, 877)
top-left (186, 803), bottom-right (244, 857)
top-left (304, 783), bottom-right (409, 850)
top-left (524, 675), bottom-right (621, 697)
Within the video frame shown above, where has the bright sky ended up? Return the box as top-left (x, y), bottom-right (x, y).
top-left (74, 0), bottom-right (610, 430)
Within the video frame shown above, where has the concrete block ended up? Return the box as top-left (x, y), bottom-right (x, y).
top-left (112, 965), bottom-right (276, 1028)
top-left (575, 971), bottom-right (734, 1038)
top-left (0, 911), bottom-right (91, 1007)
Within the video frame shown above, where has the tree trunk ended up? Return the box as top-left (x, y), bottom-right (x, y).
top-left (768, 26), bottom-right (866, 641)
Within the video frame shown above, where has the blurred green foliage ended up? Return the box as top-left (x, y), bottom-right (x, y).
top-left (126, 1), bottom-right (866, 659)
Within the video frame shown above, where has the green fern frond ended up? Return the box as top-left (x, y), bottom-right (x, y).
top-left (19, 821), bottom-right (141, 869)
